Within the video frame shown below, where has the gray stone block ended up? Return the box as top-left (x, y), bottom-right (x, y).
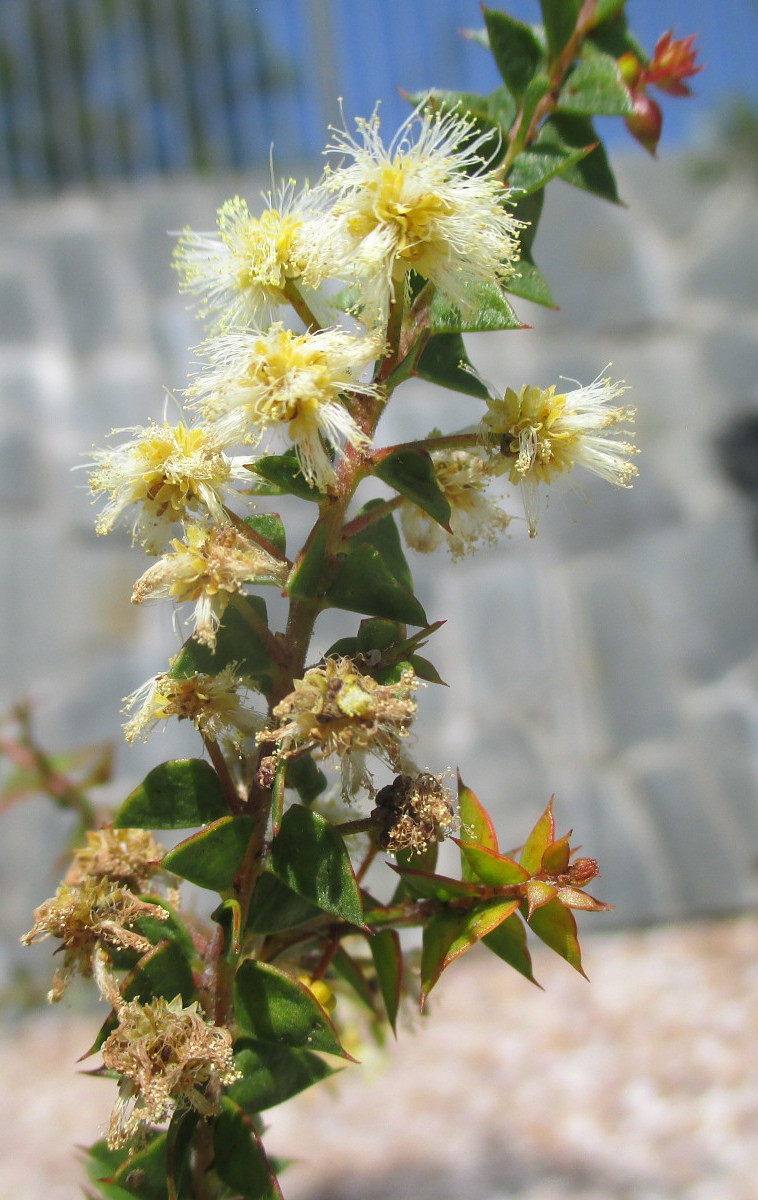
top-left (49, 232), bottom-right (118, 357)
top-left (0, 272), bottom-right (36, 343)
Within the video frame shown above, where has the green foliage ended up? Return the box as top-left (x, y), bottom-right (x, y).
top-left (114, 759), bottom-right (229, 829)
top-left (415, 333), bottom-right (490, 398)
top-left (162, 815), bottom-right (254, 890)
top-left (214, 1100), bottom-right (283, 1198)
top-left (374, 448), bottom-right (452, 529)
top-left (229, 1041), bottom-right (338, 1112)
top-left (169, 595), bottom-right (275, 694)
top-left (234, 960), bottom-right (352, 1058)
top-left (483, 7), bottom-right (545, 99)
top-left (269, 805), bottom-right (365, 926)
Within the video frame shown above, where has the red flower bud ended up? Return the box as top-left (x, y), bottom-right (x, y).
top-left (625, 91), bottom-right (663, 156)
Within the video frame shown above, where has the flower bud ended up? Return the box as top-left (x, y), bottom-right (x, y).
top-left (617, 52), bottom-right (642, 91)
top-left (625, 91), bottom-right (663, 156)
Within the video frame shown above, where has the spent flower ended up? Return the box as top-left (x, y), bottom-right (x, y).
top-left (132, 522), bottom-right (288, 648)
top-left (324, 103), bottom-right (522, 324)
top-left (102, 994), bottom-right (238, 1147)
top-left (481, 373), bottom-right (638, 535)
top-left (88, 419), bottom-right (247, 554)
top-left (189, 324), bottom-right (380, 490)
top-left (400, 442), bottom-right (511, 557)
top-left (372, 772), bottom-right (455, 854)
top-left (65, 828), bottom-right (165, 894)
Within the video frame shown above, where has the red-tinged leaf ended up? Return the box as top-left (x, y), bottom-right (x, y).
top-left (332, 945), bottom-right (376, 1013)
top-left (458, 773), bottom-right (497, 881)
top-left (541, 830), bottom-right (572, 873)
top-left (557, 886), bottom-right (613, 912)
top-left (214, 1098), bottom-right (283, 1199)
top-left (483, 912), bottom-right (540, 985)
top-left (271, 757), bottom-right (286, 838)
top-left (369, 928), bottom-right (403, 1032)
top-left (456, 840), bottom-right (529, 887)
top-left (526, 897), bottom-right (587, 977)
top-left (421, 899), bottom-right (519, 1005)
top-left (525, 879), bottom-right (558, 918)
top-left (391, 866), bottom-right (483, 902)
top-left (520, 797), bottom-right (556, 874)
top-left (162, 815), bottom-right (253, 891)
top-left (234, 960), bottom-right (354, 1059)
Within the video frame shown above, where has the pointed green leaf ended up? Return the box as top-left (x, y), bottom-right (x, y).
top-left (588, 10), bottom-right (646, 62)
top-left (113, 759), bottom-right (228, 830)
top-left (169, 594), bottom-right (274, 692)
top-left (287, 522), bottom-right (328, 600)
top-left (483, 7), bottom-right (545, 99)
top-left (270, 804), bottom-right (364, 926)
top-left (592, 0), bottom-right (627, 22)
top-left (246, 512), bottom-right (287, 556)
top-left (356, 618), bottom-right (404, 654)
top-left (109, 1132), bottom-right (173, 1200)
top-left (213, 897), bottom-right (242, 960)
top-left (332, 945), bottom-right (376, 1012)
top-left (229, 1040), bottom-right (338, 1112)
top-left (392, 866), bottom-right (482, 902)
top-left (527, 896), bottom-right (586, 976)
top-left (526, 879), bottom-right (559, 917)
top-left (375, 448), bottom-right (451, 529)
top-left (246, 450), bottom-right (321, 501)
top-left (483, 912), bottom-right (538, 984)
top-left (428, 281), bottom-right (523, 334)
top-left (133, 899), bottom-right (197, 965)
top-left (558, 50), bottom-right (631, 117)
top-left (234, 959), bottom-right (351, 1057)
top-left (369, 928), bottom-right (403, 1032)
top-left (507, 140), bottom-right (594, 196)
top-left (458, 774), bottom-right (498, 880)
top-left (506, 255), bottom-right (556, 308)
top-left (162, 815), bottom-right (253, 891)
top-left (327, 543), bottom-right (427, 627)
top-left (214, 1099), bottom-right (283, 1199)
top-left (538, 114), bottom-right (620, 202)
top-left (285, 752), bottom-right (327, 805)
top-left (271, 757), bottom-right (286, 838)
top-left (520, 798), bottom-right (555, 874)
top-left (350, 501), bottom-right (414, 590)
top-left (541, 830), bottom-right (572, 873)
top-left (247, 872), bottom-right (322, 934)
top-left (421, 899), bottom-right (519, 1003)
top-left (458, 841), bottom-right (530, 887)
top-left (540, 0), bottom-right (581, 60)
top-left (408, 653), bottom-right (446, 685)
top-left (519, 72), bottom-right (552, 133)
top-left (415, 332), bottom-right (489, 399)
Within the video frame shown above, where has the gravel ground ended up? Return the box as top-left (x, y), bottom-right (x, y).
top-left (1, 917), bottom-right (756, 1200)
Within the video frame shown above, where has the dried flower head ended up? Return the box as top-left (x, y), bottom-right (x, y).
top-left (401, 443), bottom-right (510, 558)
top-left (102, 994), bottom-right (239, 1147)
top-left (123, 663), bottom-right (261, 747)
top-left (65, 828), bottom-right (165, 894)
top-left (372, 772), bottom-right (455, 854)
top-left (88, 419), bottom-right (247, 554)
top-left (262, 657), bottom-right (417, 776)
top-left (324, 103), bottom-right (522, 324)
top-left (132, 522), bottom-right (287, 648)
top-left (21, 878), bottom-right (167, 1002)
top-left (189, 324), bottom-right (380, 491)
top-left (173, 181), bottom-right (334, 330)
top-left (481, 373), bottom-right (638, 535)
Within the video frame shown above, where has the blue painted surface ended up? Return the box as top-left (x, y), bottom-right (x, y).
top-left (0, 0), bottom-right (755, 190)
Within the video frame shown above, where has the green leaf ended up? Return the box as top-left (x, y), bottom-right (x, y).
top-left (162, 815), bottom-right (253, 891)
top-left (527, 896), bottom-right (586, 976)
top-left (247, 871), bottom-right (323, 934)
top-left (350, 501), bottom-right (414, 590)
top-left (483, 7), bottom-right (545, 99)
top-left (287, 522), bottom-right (328, 601)
top-left (230, 1040), bottom-right (338, 1112)
top-left (507, 139), bottom-right (594, 196)
top-left (369, 928), bottom-right (403, 1032)
top-left (375, 448), bottom-right (451, 529)
top-left (169, 594), bottom-right (274, 693)
top-left (588, 9), bottom-right (646, 62)
top-left (246, 450), bottom-right (321, 501)
top-left (506, 256), bottom-right (556, 308)
top-left (457, 774), bottom-right (497, 880)
top-left (214, 1099), bottom-right (283, 1199)
top-left (113, 759), bottom-right (228, 830)
top-left (234, 959), bottom-right (351, 1057)
top-left (332, 945), bottom-right (376, 1012)
top-left (415, 332), bottom-right (489, 399)
top-left (246, 512), bottom-right (287, 556)
top-left (520, 798), bottom-right (555, 874)
top-left (407, 653), bottom-right (446, 685)
top-left (558, 50), bottom-right (631, 117)
top-left (483, 912), bottom-right (539, 984)
top-left (539, 0), bottom-right (581, 60)
top-left (519, 73), bottom-right (552, 135)
top-left (458, 841), bottom-right (530, 887)
top-left (538, 114), bottom-right (620, 203)
top-left (392, 866), bottom-right (482, 902)
top-left (356, 618), bottom-right (403, 654)
top-left (270, 804), bottom-right (364, 926)
top-left (327, 543), bottom-right (427, 627)
top-left (428, 281), bottom-right (523, 334)
top-left (107, 1133), bottom-right (171, 1200)
top-left (421, 899), bottom-right (519, 1004)
top-left (134, 900), bottom-right (197, 965)
top-left (285, 753), bottom-right (327, 805)
top-left (592, 0), bottom-right (627, 22)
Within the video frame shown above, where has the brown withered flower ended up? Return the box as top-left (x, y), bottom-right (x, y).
top-left (372, 772), bottom-right (455, 854)
top-left (64, 827), bottom-right (165, 894)
top-left (102, 994), bottom-right (239, 1147)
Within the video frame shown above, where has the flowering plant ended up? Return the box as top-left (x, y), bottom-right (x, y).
top-left (17, 4), bottom-right (697, 1196)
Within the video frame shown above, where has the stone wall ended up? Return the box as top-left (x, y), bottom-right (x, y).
top-left (1, 158), bottom-right (757, 981)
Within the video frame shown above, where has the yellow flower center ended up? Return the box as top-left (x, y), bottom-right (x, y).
top-left (130, 425), bottom-right (226, 515)
top-left (245, 329), bottom-right (334, 424)
top-left (347, 161), bottom-right (454, 266)
top-left (234, 209), bottom-right (303, 292)
top-left (492, 385), bottom-right (579, 484)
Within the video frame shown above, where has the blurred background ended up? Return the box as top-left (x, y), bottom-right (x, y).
top-left (0, 2), bottom-right (756, 1197)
